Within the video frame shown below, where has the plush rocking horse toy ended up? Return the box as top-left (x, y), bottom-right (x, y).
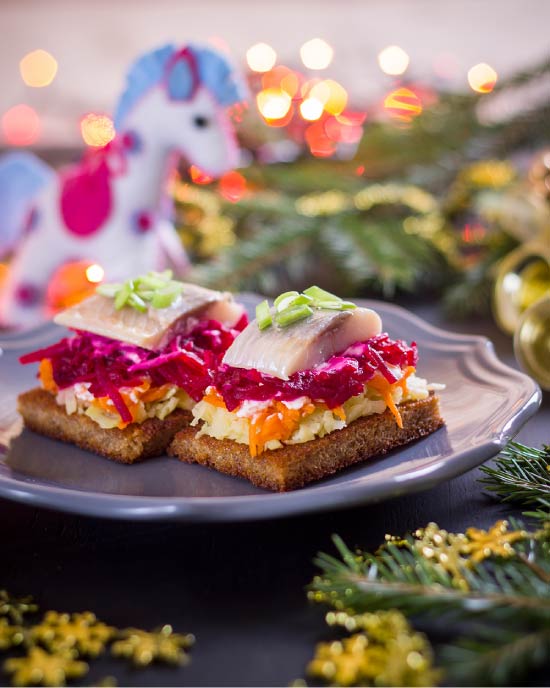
top-left (0, 43), bottom-right (246, 328)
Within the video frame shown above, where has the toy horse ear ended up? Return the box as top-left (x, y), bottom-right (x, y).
top-left (165, 48), bottom-right (199, 101)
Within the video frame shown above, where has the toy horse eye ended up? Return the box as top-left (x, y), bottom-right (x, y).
top-left (193, 115), bottom-right (210, 128)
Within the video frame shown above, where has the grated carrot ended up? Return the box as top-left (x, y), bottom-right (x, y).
top-left (38, 359), bottom-right (57, 393)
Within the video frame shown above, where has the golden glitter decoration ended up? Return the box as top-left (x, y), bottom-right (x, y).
top-left (462, 160), bottom-right (516, 189)
top-left (295, 190), bottom-right (351, 217)
top-left (412, 522), bottom-right (470, 589)
top-left (111, 624), bottom-right (195, 666)
top-left (0, 618), bottom-right (24, 650)
top-left (29, 611), bottom-right (115, 657)
top-left (463, 520), bottom-right (527, 564)
top-left (0, 590), bottom-right (38, 624)
top-left (307, 610), bottom-right (438, 687)
top-left (3, 647), bottom-right (88, 687)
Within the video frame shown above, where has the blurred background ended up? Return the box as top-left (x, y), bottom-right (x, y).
top-left (1, 0), bottom-right (549, 381)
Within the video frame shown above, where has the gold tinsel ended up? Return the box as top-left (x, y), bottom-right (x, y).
top-left (111, 625), bottom-right (195, 666)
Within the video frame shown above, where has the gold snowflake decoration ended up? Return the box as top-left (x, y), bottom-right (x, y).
top-left (111, 624), bottom-right (195, 666)
top-left (307, 622), bottom-right (438, 688)
top-left (0, 618), bottom-right (25, 650)
top-left (464, 520), bottom-right (527, 564)
top-left (412, 522), bottom-right (470, 589)
top-left (29, 611), bottom-right (115, 657)
top-left (0, 590), bottom-right (38, 624)
top-left (3, 647), bottom-right (88, 687)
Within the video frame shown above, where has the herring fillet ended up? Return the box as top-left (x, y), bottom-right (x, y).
top-left (54, 284), bottom-right (244, 350)
top-left (222, 307), bottom-right (382, 379)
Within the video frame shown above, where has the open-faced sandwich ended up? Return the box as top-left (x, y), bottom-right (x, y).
top-left (18, 271), bottom-right (246, 463)
top-left (169, 287), bottom-right (444, 491)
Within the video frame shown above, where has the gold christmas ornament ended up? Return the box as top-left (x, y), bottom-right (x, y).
top-left (514, 293), bottom-right (550, 391)
top-left (493, 237), bottom-right (550, 335)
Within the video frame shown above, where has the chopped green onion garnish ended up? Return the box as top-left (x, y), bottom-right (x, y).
top-left (275, 304), bottom-right (313, 327)
top-left (256, 300), bottom-right (273, 330)
top-left (96, 270), bottom-right (184, 312)
top-left (274, 291), bottom-right (300, 309)
top-left (151, 285), bottom-right (183, 309)
top-left (96, 283), bottom-right (121, 298)
top-left (341, 301), bottom-right (357, 310)
top-left (114, 283), bottom-right (132, 310)
top-left (303, 285), bottom-right (341, 303)
top-left (128, 292), bottom-right (147, 312)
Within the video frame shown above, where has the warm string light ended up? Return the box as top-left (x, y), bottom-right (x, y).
top-left (468, 63), bottom-right (498, 93)
top-left (19, 49), bottom-right (58, 88)
top-left (80, 113), bottom-right (115, 147)
top-left (377, 45), bottom-right (410, 76)
top-left (246, 43), bottom-right (277, 73)
top-left (2, 104), bottom-right (41, 146)
top-left (300, 38), bottom-right (333, 70)
top-left (384, 87), bottom-right (422, 122)
top-left (257, 88), bottom-right (292, 120)
top-left (85, 264), bottom-right (105, 283)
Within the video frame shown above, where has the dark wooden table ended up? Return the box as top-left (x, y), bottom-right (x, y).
top-left (1, 303), bottom-right (548, 687)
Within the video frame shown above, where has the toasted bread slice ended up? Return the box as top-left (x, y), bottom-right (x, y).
top-left (18, 388), bottom-right (191, 464)
top-left (169, 394), bottom-right (444, 491)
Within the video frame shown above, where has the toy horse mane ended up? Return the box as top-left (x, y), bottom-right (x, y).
top-left (114, 43), bottom-right (245, 129)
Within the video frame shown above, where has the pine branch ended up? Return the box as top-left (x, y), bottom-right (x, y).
top-left (479, 442), bottom-right (550, 519)
top-left (441, 627), bottom-right (550, 686)
top-left (309, 521), bottom-right (550, 685)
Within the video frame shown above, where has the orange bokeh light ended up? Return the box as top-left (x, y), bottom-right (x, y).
top-left (19, 49), bottom-right (58, 87)
top-left (305, 121), bottom-right (336, 158)
top-left (384, 88), bottom-right (423, 122)
top-left (189, 165), bottom-right (214, 185)
top-left (46, 260), bottom-right (104, 312)
top-left (310, 79), bottom-right (348, 115)
top-left (467, 63), bottom-right (498, 93)
top-left (219, 171), bottom-right (247, 203)
top-left (2, 104), bottom-right (41, 146)
top-left (80, 113), bottom-right (115, 147)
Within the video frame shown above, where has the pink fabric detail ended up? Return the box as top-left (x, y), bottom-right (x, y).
top-left (164, 47), bottom-right (200, 99)
top-left (135, 211), bottom-right (153, 232)
top-left (60, 156), bottom-right (112, 237)
top-left (15, 282), bottom-right (41, 306)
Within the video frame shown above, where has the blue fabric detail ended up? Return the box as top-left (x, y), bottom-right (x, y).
top-left (166, 57), bottom-right (194, 101)
top-left (0, 152), bottom-right (53, 258)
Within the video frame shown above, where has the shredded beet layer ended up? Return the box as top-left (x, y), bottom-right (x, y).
top-left (214, 334), bottom-right (418, 411)
top-left (20, 316), bottom-right (247, 423)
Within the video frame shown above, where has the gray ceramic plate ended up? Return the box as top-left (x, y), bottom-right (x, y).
top-left (0, 299), bottom-right (541, 522)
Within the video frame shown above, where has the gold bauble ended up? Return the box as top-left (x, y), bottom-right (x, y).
top-left (528, 149), bottom-right (550, 202)
top-left (493, 241), bottom-right (550, 335)
top-left (514, 295), bottom-right (550, 391)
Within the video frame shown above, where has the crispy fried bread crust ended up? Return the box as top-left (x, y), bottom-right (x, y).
top-left (169, 394), bottom-right (444, 491)
top-left (18, 388), bottom-right (191, 464)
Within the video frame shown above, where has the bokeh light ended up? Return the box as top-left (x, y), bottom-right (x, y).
top-left (300, 38), bottom-right (334, 70)
top-left (189, 165), bottom-right (214, 185)
top-left (257, 88), bottom-right (292, 120)
top-left (377, 45), bottom-right (410, 76)
top-left (80, 113), bottom-right (115, 147)
top-left (310, 80), bottom-right (348, 115)
top-left (305, 121), bottom-right (336, 157)
top-left (468, 63), bottom-right (498, 93)
top-left (46, 260), bottom-right (104, 312)
top-left (300, 97), bottom-right (324, 121)
top-left (85, 263), bottom-right (105, 283)
top-left (246, 43), bottom-right (277, 73)
top-left (219, 171), bottom-right (247, 203)
top-left (2, 104), bottom-right (41, 146)
top-left (384, 87), bottom-right (423, 122)
top-left (19, 49), bottom-right (58, 87)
